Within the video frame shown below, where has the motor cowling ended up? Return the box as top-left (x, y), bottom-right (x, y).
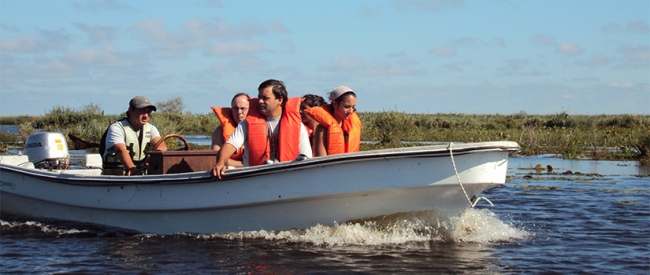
top-left (23, 132), bottom-right (69, 169)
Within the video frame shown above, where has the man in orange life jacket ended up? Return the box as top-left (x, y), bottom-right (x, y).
top-left (305, 85), bottom-right (361, 156)
top-left (211, 79), bottom-right (312, 179)
top-left (210, 93), bottom-right (250, 168)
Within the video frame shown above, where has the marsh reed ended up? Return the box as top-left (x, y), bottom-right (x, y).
top-left (1, 107), bottom-right (648, 162)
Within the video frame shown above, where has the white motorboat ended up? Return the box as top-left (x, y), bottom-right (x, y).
top-left (0, 132), bottom-right (520, 234)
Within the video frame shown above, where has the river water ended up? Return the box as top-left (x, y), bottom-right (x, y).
top-left (1, 138), bottom-right (649, 273)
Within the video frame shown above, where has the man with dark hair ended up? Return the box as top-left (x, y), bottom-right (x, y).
top-left (101, 96), bottom-right (167, 175)
top-left (211, 79), bottom-right (312, 179)
top-left (210, 92), bottom-right (250, 168)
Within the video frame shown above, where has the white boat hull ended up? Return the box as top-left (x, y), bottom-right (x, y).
top-left (1, 141), bottom-right (519, 234)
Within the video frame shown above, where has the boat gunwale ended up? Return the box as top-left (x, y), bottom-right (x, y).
top-left (0, 141), bottom-right (520, 187)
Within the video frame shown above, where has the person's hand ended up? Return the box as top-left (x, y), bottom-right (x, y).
top-left (211, 163), bottom-right (227, 180)
top-left (126, 166), bottom-right (140, 176)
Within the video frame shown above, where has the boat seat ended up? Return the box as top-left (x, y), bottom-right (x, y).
top-left (0, 155), bottom-right (30, 165)
top-left (147, 150), bottom-right (218, 175)
top-left (85, 154), bottom-right (103, 169)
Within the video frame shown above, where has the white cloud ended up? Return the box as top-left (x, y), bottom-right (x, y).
top-left (504, 58), bottom-right (529, 71)
top-left (616, 44), bottom-right (650, 68)
top-left (318, 57), bottom-right (414, 76)
top-left (62, 45), bottom-right (145, 70)
top-left (531, 34), bottom-right (556, 46)
top-left (441, 61), bottom-right (472, 72)
top-left (333, 57), bottom-right (366, 71)
top-left (72, 0), bottom-right (137, 12)
top-left (131, 18), bottom-right (289, 58)
top-left (0, 28), bottom-right (71, 53)
top-left (495, 37), bottom-right (506, 48)
top-left (0, 35), bottom-right (46, 53)
top-left (626, 20), bottom-right (650, 33)
top-left (393, 0), bottom-right (464, 13)
top-left (1, 24), bottom-right (19, 32)
top-left (226, 56), bottom-right (266, 73)
top-left (364, 61), bottom-right (412, 76)
top-left (556, 42), bottom-right (583, 55)
top-left (359, 5), bottom-right (381, 17)
top-left (206, 42), bottom-right (266, 55)
top-left (430, 46), bottom-right (455, 57)
top-left (573, 76), bottom-right (599, 82)
top-left (601, 23), bottom-right (620, 33)
top-left (73, 23), bottom-right (116, 44)
top-left (429, 37), bottom-right (483, 57)
top-left (451, 37), bottom-right (477, 47)
top-left (610, 82), bottom-right (634, 88)
top-left (576, 54), bottom-right (614, 66)
top-left (602, 20), bottom-right (649, 33)
top-left (199, 0), bottom-right (223, 8)
top-left (278, 39), bottom-right (296, 53)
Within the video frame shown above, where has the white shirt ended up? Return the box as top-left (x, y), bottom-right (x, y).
top-left (226, 116), bottom-right (312, 166)
top-left (104, 122), bottom-right (161, 158)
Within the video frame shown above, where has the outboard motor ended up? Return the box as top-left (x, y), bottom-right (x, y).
top-left (23, 132), bottom-right (70, 170)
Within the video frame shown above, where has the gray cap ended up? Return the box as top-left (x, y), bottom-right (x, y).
top-left (129, 95), bottom-right (157, 111)
top-left (328, 85), bottom-right (354, 101)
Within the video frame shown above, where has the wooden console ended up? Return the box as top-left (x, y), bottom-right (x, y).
top-left (147, 150), bottom-right (217, 175)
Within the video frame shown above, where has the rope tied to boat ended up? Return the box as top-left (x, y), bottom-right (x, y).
top-left (448, 142), bottom-right (494, 208)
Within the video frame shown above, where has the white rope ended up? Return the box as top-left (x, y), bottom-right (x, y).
top-left (448, 142), bottom-right (494, 208)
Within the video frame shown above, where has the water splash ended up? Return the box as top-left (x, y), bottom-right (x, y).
top-left (1, 219), bottom-right (89, 235)
top-left (2, 208), bottom-right (530, 244)
top-left (194, 208), bottom-right (530, 245)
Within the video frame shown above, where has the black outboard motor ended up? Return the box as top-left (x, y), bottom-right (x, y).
top-left (23, 132), bottom-right (70, 170)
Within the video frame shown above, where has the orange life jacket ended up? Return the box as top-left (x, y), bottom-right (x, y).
top-left (245, 98), bottom-right (302, 166)
top-left (304, 104), bottom-right (361, 155)
top-left (210, 106), bottom-right (244, 161)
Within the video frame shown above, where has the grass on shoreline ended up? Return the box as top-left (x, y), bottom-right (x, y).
top-left (1, 107), bottom-right (648, 163)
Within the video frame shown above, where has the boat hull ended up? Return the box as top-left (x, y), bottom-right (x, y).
top-left (1, 141), bottom-right (518, 234)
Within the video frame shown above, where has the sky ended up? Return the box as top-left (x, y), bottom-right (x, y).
top-left (1, 0), bottom-right (648, 116)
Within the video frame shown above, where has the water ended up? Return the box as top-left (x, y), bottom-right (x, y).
top-left (1, 156), bottom-right (648, 274)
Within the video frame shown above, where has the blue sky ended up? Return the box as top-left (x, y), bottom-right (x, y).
top-left (1, 0), bottom-right (648, 116)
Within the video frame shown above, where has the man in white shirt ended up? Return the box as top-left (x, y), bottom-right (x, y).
top-left (211, 79), bottom-right (312, 179)
top-left (101, 95), bottom-right (167, 175)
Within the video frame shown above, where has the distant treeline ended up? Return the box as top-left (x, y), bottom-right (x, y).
top-left (1, 105), bottom-right (648, 163)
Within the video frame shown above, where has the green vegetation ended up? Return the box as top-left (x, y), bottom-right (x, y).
top-left (1, 105), bottom-right (648, 163)
top-left (360, 111), bottom-right (649, 162)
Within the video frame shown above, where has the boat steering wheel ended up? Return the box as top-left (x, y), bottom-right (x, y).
top-left (153, 134), bottom-right (190, 151)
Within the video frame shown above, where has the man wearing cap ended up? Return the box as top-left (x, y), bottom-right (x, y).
top-left (304, 85), bottom-right (361, 156)
top-left (100, 95), bottom-right (167, 175)
top-left (211, 79), bottom-right (312, 179)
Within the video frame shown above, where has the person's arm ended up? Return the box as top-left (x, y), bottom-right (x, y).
top-left (150, 136), bottom-right (167, 151)
top-left (112, 143), bottom-right (140, 176)
top-left (226, 158), bottom-right (244, 168)
top-left (298, 124), bottom-right (313, 158)
top-left (213, 126), bottom-right (243, 167)
top-left (211, 122), bottom-right (246, 179)
top-left (313, 125), bottom-right (328, 157)
top-left (211, 126), bottom-right (224, 151)
top-left (149, 125), bottom-right (167, 151)
top-left (211, 143), bottom-right (237, 180)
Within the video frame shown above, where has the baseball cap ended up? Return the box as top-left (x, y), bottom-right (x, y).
top-left (328, 85), bottom-right (354, 101)
top-left (129, 96), bottom-right (157, 111)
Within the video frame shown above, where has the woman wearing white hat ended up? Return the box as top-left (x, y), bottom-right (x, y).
top-left (304, 85), bottom-right (361, 156)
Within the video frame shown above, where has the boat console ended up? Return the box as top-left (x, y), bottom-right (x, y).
top-left (147, 150), bottom-right (218, 175)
